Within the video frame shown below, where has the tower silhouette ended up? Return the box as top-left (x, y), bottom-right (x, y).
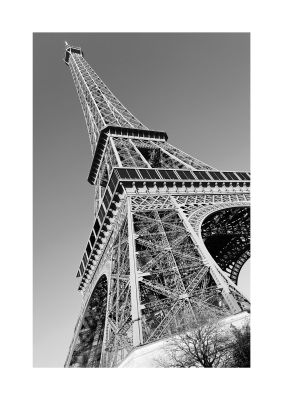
top-left (63, 43), bottom-right (250, 368)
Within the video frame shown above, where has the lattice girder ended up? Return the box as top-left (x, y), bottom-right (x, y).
top-left (68, 274), bottom-right (108, 368)
top-left (65, 189), bottom-right (250, 368)
top-left (64, 44), bottom-right (250, 368)
top-left (65, 45), bottom-right (148, 154)
top-left (201, 207), bottom-right (250, 284)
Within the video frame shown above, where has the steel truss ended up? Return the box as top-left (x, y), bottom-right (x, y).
top-left (63, 43), bottom-right (250, 368)
top-left (69, 275), bottom-right (108, 367)
top-left (66, 193), bottom-right (250, 368)
top-left (66, 47), bottom-right (147, 154)
top-left (201, 207), bottom-right (250, 284)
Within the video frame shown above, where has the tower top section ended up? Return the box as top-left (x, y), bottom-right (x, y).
top-left (64, 42), bottom-right (84, 65)
top-left (64, 43), bottom-right (148, 154)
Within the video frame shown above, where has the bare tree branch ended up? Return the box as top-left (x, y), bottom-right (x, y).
top-left (155, 320), bottom-right (239, 368)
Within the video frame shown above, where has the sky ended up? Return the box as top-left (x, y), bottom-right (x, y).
top-left (33, 33), bottom-right (250, 367)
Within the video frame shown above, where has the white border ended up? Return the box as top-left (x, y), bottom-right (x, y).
top-left (2, 0), bottom-right (283, 399)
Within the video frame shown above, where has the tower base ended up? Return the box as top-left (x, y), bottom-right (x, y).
top-left (118, 311), bottom-right (250, 368)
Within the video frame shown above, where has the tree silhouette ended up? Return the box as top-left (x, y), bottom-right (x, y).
top-left (156, 320), bottom-right (250, 368)
top-left (229, 323), bottom-right (250, 367)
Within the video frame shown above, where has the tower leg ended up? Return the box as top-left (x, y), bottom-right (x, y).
top-left (127, 197), bottom-right (143, 346)
top-left (171, 197), bottom-right (243, 314)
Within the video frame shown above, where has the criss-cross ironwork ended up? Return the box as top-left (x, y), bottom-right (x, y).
top-left (63, 43), bottom-right (250, 368)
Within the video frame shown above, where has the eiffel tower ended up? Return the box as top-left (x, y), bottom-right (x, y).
top-left (63, 42), bottom-right (250, 368)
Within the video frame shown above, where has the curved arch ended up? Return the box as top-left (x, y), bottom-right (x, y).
top-left (188, 201), bottom-right (250, 237)
top-left (69, 274), bottom-right (108, 368)
top-left (201, 206), bottom-right (250, 285)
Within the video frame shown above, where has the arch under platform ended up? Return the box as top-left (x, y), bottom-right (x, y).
top-left (201, 206), bottom-right (250, 285)
top-left (69, 274), bottom-right (108, 368)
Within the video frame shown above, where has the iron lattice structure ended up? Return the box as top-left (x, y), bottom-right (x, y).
top-left (63, 43), bottom-right (250, 368)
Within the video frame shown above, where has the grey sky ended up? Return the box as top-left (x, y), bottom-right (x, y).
top-left (33, 33), bottom-right (250, 367)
